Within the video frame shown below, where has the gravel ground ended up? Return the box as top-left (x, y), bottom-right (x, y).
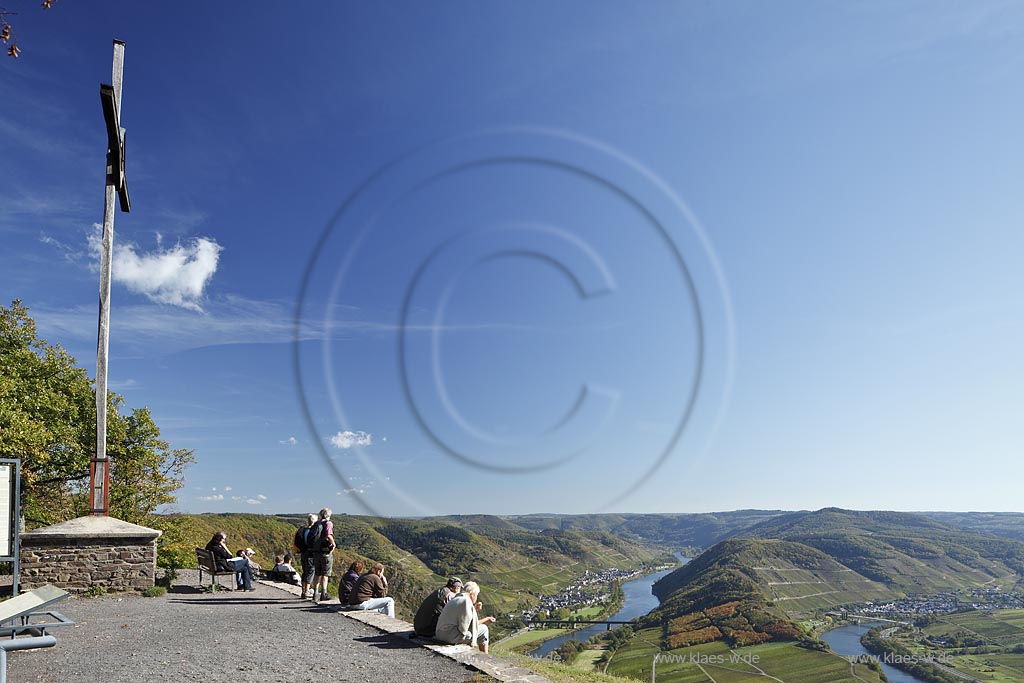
top-left (10, 571), bottom-right (482, 683)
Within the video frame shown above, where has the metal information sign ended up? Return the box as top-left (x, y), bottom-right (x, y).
top-left (0, 460), bottom-right (21, 596)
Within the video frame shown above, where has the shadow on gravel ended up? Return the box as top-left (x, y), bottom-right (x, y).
top-left (169, 598), bottom-right (288, 605)
top-left (168, 585), bottom-right (206, 595)
top-left (276, 603), bottom-right (343, 612)
top-left (354, 634), bottom-right (421, 650)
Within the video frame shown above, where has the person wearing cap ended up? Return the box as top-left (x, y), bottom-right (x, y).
top-left (435, 581), bottom-right (495, 652)
top-left (237, 547), bottom-right (262, 584)
top-left (413, 577), bottom-right (463, 638)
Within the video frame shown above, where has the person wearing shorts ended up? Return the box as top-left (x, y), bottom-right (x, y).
top-left (311, 507), bottom-right (335, 604)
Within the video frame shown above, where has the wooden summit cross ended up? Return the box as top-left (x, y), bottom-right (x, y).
top-left (90, 40), bottom-right (131, 516)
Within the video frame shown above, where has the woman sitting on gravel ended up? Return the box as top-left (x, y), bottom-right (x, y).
top-left (338, 560), bottom-right (363, 603)
top-left (205, 531), bottom-right (254, 591)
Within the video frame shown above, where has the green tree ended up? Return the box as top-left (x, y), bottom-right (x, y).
top-left (0, 300), bottom-right (194, 526)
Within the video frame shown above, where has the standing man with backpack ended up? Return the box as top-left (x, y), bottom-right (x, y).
top-left (295, 513), bottom-right (318, 600)
top-left (309, 507), bottom-right (336, 604)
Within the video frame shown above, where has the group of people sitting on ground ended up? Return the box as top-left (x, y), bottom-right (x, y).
top-left (413, 576), bottom-right (495, 653)
top-left (271, 553), bottom-right (301, 585)
top-left (206, 508), bottom-right (493, 653)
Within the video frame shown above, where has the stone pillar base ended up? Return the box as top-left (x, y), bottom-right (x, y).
top-left (19, 516), bottom-right (162, 593)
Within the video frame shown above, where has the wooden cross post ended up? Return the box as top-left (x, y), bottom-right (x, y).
top-left (91, 39), bottom-right (131, 516)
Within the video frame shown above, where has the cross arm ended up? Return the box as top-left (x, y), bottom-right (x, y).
top-left (99, 83), bottom-right (131, 213)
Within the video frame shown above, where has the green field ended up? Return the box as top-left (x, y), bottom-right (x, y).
top-left (946, 653), bottom-right (1024, 682)
top-left (922, 610), bottom-right (1024, 645)
top-left (605, 631), bottom-right (886, 683)
top-left (493, 628), bottom-right (568, 652)
top-left (572, 649), bottom-right (607, 671)
top-left (499, 652), bottom-right (644, 683)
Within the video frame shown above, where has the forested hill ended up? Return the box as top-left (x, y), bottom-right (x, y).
top-left (735, 507), bottom-right (1024, 590)
top-left (643, 538), bottom-right (895, 647)
top-left (160, 512), bottom-right (671, 618)
top-left (640, 508), bottom-right (1024, 649)
top-left (917, 511), bottom-right (1024, 542)
top-left (500, 510), bottom-right (787, 548)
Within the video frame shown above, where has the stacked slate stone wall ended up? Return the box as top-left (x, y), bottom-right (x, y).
top-left (20, 535), bottom-right (157, 592)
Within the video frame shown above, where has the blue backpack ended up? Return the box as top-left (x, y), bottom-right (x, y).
top-left (306, 521), bottom-right (325, 552)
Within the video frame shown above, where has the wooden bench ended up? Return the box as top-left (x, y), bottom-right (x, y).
top-left (195, 547), bottom-right (236, 591)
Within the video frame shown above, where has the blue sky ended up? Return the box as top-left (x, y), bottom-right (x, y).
top-left (2, 2), bottom-right (1022, 516)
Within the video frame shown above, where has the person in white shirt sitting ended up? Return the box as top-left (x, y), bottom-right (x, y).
top-left (272, 553), bottom-right (301, 585)
top-left (434, 581), bottom-right (495, 653)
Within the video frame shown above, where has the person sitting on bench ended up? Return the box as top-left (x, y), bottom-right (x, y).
top-left (205, 531), bottom-right (254, 591)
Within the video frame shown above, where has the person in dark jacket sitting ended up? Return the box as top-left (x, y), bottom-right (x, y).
top-left (338, 560), bottom-right (364, 604)
top-left (413, 577), bottom-right (462, 637)
top-left (205, 531), bottom-right (254, 591)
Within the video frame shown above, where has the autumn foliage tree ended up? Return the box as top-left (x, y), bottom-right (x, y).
top-left (1, 0), bottom-right (58, 58)
top-left (0, 299), bottom-right (194, 527)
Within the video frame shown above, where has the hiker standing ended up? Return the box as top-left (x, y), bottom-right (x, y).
top-left (310, 507), bottom-right (336, 604)
top-left (295, 513), bottom-right (318, 599)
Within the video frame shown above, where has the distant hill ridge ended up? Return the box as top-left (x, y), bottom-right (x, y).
top-left (640, 507), bottom-right (1024, 649)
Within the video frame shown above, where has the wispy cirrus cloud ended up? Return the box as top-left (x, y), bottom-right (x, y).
top-left (31, 294), bottom-right (313, 354)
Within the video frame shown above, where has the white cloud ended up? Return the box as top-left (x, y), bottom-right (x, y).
top-left (329, 430), bottom-right (373, 449)
top-left (224, 486), bottom-right (233, 492)
top-left (257, 494), bottom-right (267, 500)
top-left (198, 494), bottom-right (224, 501)
top-left (280, 436), bottom-right (298, 446)
top-left (88, 225), bottom-right (221, 311)
top-left (245, 498), bottom-right (262, 505)
top-left (231, 496), bottom-right (242, 501)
